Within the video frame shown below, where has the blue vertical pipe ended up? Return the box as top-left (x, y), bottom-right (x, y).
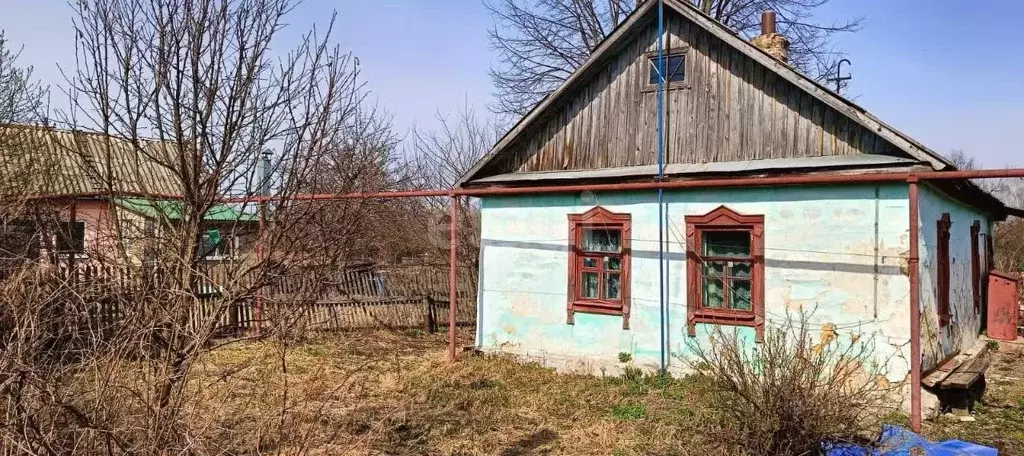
top-left (656, 0), bottom-right (667, 373)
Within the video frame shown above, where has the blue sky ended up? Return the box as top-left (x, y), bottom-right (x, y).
top-left (1, 0), bottom-right (1022, 166)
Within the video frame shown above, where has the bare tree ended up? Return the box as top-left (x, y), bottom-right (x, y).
top-left (486, 0), bottom-right (864, 116)
top-left (0, 0), bottom-right (406, 453)
top-left (411, 102), bottom-right (499, 193)
top-left (408, 102), bottom-right (499, 269)
top-left (946, 149), bottom-right (1024, 272)
top-left (0, 31), bottom-right (47, 124)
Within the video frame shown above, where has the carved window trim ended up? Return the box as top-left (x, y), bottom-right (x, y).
top-left (685, 206), bottom-right (765, 342)
top-left (567, 207), bottom-right (632, 329)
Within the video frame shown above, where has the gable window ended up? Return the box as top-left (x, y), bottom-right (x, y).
top-left (971, 221), bottom-right (981, 313)
top-left (645, 51), bottom-right (687, 91)
top-left (936, 213), bottom-right (952, 327)
top-left (686, 206), bottom-right (765, 341)
top-left (567, 207), bottom-right (632, 329)
top-left (56, 221), bottom-right (86, 255)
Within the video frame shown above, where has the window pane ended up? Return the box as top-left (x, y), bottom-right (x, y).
top-left (703, 231), bottom-right (750, 258)
top-left (605, 273), bottom-right (621, 300)
top-left (702, 277), bottom-right (724, 308)
top-left (703, 261), bottom-right (725, 278)
top-left (731, 279), bottom-right (752, 311)
top-left (649, 55), bottom-right (685, 83)
top-left (581, 272), bottom-right (599, 299)
top-left (731, 261), bottom-right (751, 278)
top-left (57, 222), bottom-right (85, 254)
top-left (605, 256), bottom-right (621, 271)
top-left (582, 228), bottom-right (621, 253)
top-left (667, 55), bottom-right (685, 81)
top-left (583, 257), bottom-right (598, 268)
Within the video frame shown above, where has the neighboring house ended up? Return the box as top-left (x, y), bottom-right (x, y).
top-left (0, 125), bottom-right (257, 264)
top-left (458, 0), bottom-right (1017, 391)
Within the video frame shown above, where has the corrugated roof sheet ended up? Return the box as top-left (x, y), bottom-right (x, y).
top-left (469, 155), bottom-right (920, 184)
top-left (114, 198), bottom-right (256, 222)
top-left (0, 124), bottom-right (181, 197)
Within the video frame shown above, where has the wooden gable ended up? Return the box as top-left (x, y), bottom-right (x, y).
top-left (462, 1), bottom-right (950, 185)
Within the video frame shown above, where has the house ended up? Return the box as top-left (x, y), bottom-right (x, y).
top-left (458, 0), bottom-right (1016, 397)
top-left (0, 125), bottom-right (257, 265)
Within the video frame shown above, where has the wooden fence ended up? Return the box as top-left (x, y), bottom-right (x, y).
top-left (55, 263), bottom-right (477, 337)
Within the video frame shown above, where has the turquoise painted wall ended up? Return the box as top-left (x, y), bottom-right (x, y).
top-left (476, 184), bottom-right (914, 380)
top-left (917, 185), bottom-right (992, 370)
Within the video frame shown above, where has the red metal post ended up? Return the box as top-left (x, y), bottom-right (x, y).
top-left (449, 195), bottom-right (459, 362)
top-left (908, 177), bottom-right (922, 432)
top-left (256, 196), bottom-right (265, 333)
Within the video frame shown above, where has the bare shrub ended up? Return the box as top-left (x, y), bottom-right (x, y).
top-left (685, 315), bottom-right (901, 455)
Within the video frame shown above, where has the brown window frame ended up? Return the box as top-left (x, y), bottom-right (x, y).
top-left (936, 213), bottom-right (952, 327)
top-left (642, 48), bottom-right (689, 92)
top-left (685, 206), bottom-right (765, 341)
top-left (567, 207), bottom-right (632, 329)
top-left (971, 220), bottom-right (981, 313)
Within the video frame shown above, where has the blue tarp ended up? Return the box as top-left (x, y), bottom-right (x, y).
top-left (825, 425), bottom-right (998, 456)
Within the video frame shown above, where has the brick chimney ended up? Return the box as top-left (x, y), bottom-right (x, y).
top-left (751, 11), bottom-right (790, 63)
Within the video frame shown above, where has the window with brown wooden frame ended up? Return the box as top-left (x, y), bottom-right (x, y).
top-left (643, 49), bottom-right (688, 92)
top-left (936, 213), bottom-right (952, 327)
top-left (971, 220), bottom-right (981, 313)
top-left (567, 207), bottom-right (632, 329)
top-left (685, 206), bottom-right (765, 341)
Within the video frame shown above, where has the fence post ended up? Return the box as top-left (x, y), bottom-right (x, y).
top-left (422, 295), bottom-right (435, 333)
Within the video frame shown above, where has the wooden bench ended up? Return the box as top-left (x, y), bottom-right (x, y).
top-left (922, 343), bottom-right (991, 390)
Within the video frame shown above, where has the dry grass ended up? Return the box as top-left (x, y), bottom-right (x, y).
top-left (180, 330), bottom-right (1024, 455)
top-left (921, 349), bottom-right (1024, 456)
top-left (187, 330), bottom-right (719, 455)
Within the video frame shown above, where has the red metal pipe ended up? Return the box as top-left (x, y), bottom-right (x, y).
top-left (18, 167), bottom-right (1024, 207)
top-left (449, 196), bottom-right (459, 363)
top-left (908, 178), bottom-right (922, 432)
top-left (220, 189), bottom-right (453, 204)
top-left (457, 167), bottom-right (1024, 197)
top-left (217, 168), bottom-right (1024, 204)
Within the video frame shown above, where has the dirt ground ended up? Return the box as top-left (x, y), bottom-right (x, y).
top-left (190, 330), bottom-right (1024, 455)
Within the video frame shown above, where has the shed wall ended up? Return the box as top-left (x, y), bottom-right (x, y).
top-left (476, 184), bottom-right (912, 380)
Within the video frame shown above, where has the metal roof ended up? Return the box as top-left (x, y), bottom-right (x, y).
top-left (469, 155), bottom-right (920, 184)
top-left (114, 198), bottom-right (256, 222)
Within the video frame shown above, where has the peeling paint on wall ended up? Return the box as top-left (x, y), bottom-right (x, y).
top-left (476, 184), bottom-right (915, 381)
top-left (916, 185), bottom-right (990, 371)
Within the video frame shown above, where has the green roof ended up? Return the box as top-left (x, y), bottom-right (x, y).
top-left (114, 198), bottom-right (257, 222)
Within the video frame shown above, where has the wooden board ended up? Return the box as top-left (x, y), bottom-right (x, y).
top-left (922, 344), bottom-right (991, 390)
top-left (940, 353), bottom-right (991, 389)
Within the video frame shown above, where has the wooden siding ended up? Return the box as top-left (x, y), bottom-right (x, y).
top-left (478, 14), bottom-right (904, 178)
